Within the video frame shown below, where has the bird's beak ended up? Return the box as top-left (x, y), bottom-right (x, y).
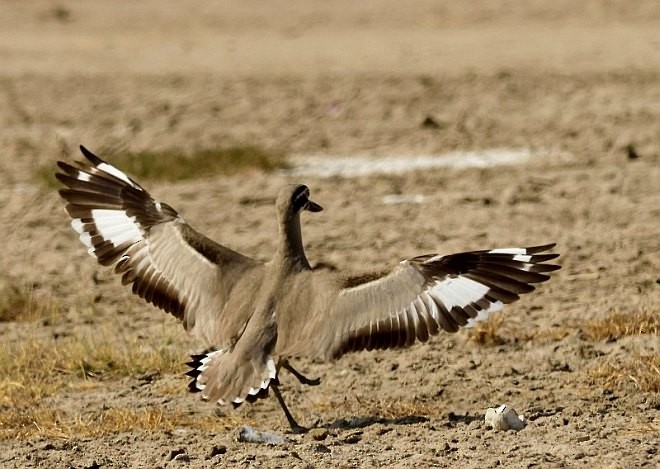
top-left (305, 200), bottom-right (323, 212)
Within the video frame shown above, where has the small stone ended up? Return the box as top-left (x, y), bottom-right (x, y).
top-left (309, 428), bottom-right (329, 441)
top-left (237, 426), bottom-right (287, 445)
top-left (421, 115), bottom-right (443, 129)
top-left (343, 433), bottom-right (362, 444)
top-left (168, 449), bottom-right (186, 461)
top-left (207, 445), bottom-right (227, 459)
top-left (485, 405), bottom-right (526, 431)
top-left (576, 435), bottom-right (590, 442)
top-left (313, 444), bottom-right (331, 454)
top-left (626, 144), bottom-right (640, 160)
top-left (173, 453), bottom-right (190, 463)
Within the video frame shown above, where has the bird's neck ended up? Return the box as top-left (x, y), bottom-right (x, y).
top-left (276, 214), bottom-right (310, 269)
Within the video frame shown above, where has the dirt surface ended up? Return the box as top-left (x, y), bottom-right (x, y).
top-left (1, 1), bottom-right (659, 468)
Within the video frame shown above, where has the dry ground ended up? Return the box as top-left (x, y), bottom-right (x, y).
top-left (0, 1), bottom-right (658, 468)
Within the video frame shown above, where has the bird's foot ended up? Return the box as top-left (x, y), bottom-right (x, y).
top-left (288, 423), bottom-right (309, 435)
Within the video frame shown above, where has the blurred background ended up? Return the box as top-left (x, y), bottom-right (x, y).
top-left (2, 0), bottom-right (660, 180)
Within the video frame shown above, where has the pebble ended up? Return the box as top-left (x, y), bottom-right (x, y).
top-left (236, 426), bottom-right (288, 445)
top-left (173, 453), bottom-right (190, 463)
top-left (207, 445), bottom-right (227, 459)
top-left (313, 444), bottom-right (331, 454)
top-left (168, 449), bottom-right (186, 461)
top-left (484, 405), bottom-right (526, 431)
top-left (343, 433), bottom-right (362, 444)
top-left (309, 428), bottom-right (329, 441)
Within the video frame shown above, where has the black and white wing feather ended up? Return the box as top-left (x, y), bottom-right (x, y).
top-left (282, 244), bottom-right (560, 359)
top-left (57, 146), bottom-right (263, 346)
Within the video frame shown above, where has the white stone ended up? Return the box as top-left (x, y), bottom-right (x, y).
top-left (485, 404), bottom-right (526, 431)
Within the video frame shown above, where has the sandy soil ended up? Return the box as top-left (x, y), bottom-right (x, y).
top-left (1, 1), bottom-right (659, 467)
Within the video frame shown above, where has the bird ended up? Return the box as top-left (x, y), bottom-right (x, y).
top-left (56, 146), bottom-right (561, 433)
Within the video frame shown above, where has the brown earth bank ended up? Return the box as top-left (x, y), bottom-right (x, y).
top-left (0, 1), bottom-right (659, 468)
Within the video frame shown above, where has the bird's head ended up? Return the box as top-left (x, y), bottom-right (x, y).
top-left (277, 184), bottom-right (323, 218)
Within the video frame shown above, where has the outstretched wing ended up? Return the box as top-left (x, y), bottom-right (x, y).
top-left (281, 244), bottom-right (560, 359)
top-left (56, 146), bottom-right (263, 346)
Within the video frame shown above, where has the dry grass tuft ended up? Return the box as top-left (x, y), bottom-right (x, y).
top-left (581, 309), bottom-right (658, 341)
top-left (467, 313), bottom-right (571, 346)
top-left (0, 330), bottom-right (200, 440)
top-left (468, 309), bottom-right (659, 395)
top-left (107, 146), bottom-right (288, 182)
top-left (468, 308), bottom-right (657, 347)
top-left (588, 355), bottom-right (660, 393)
top-left (0, 406), bottom-right (242, 440)
top-left (37, 145), bottom-right (288, 188)
top-left (466, 314), bottom-right (509, 346)
top-left (0, 280), bottom-right (56, 322)
top-left (0, 334), bottom-right (187, 407)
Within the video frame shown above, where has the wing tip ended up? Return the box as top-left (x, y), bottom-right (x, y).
top-left (79, 145), bottom-right (104, 166)
top-left (526, 242), bottom-right (556, 253)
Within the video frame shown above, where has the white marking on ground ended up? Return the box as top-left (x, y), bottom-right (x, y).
top-left (381, 194), bottom-right (427, 205)
top-left (287, 149), bottom-right (540, 178)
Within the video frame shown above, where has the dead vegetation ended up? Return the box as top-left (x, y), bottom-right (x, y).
top-left (36, 145), bottom-right (288, 189)
top-left (468, 308), bottom-right (658, 346)
top-left (467, 313), bottom-right (571, 346)
top-left (0, 279), bottom-right (56, 323)
top-left (466, 313), bottom-right (509, 346)
top-left (102, 146), bottom-right (287, 181)
top-left (581, 311), bottom-right (658, 395)
top-left (469, 309), bottom-right (659, 395)
top-left (0, 330), bottom-right (192, 440)
top-left (0, 334), bottom-right (187, 405)
top-left (1, 306), bottom-right (657, 440)
top-left (0, 406), bottom-right (241, 440)
top-left (581, 309), bottom-right (658, 341)
top-left (588, 355), bottom-right (660, 393)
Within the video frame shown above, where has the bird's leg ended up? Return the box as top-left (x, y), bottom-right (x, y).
top-left (282, 361), bottom-right (321, 386)
top-left (271, 384), bottom-right (308, 434)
